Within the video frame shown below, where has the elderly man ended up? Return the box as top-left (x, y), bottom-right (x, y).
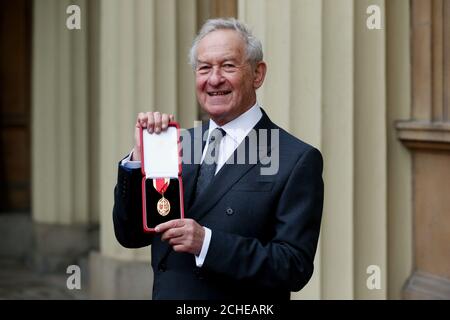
top-left (113, 18), bottom-right (324, 300)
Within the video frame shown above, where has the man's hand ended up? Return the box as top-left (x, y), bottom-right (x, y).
top-left (132, 111), bottom-right (175, 161)
top-left (155, 219), bottom-right (205, 256)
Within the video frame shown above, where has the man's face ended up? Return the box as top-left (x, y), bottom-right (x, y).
top-left (195, 29), bottom-right (266, 126)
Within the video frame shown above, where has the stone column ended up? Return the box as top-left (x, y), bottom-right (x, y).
top-left (32, 0), bottom-right (94, 273)
top-left (89, 0), bottom-right (197, 299)
top-left (398, 0), bottom-right (450, 300)
top-left (353, 0), bottom-right (388, 300)
top-left (386, 0), bottom-right (413, 300)
top-left (322, 0), bottom-right (358, 299)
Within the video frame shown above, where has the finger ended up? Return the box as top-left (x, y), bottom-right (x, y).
top-left (169, 114), bottom-right (175, 122)
top-left (134, 126), bottom-right (141, 146)
top-left (137, 112), bottom-right (147, 128)
top-left (132, 127), bottom-right (141, 161)
top-left (155, 221), bottom-right (173, 233)
top-left (155, 219), bottom-right (184, 233)
top-left (168, 236), bottom-right (184, 246)
top-left (161, 114), bottom-right (170, 131)
top-left (172, 244), bottom-right (187, 253)
top-left (161, 228), bottom-right (183, 242)
top-left (153, 112), bottom-right (162, 133)
top-left (146, 112), bottom-right (155, 133)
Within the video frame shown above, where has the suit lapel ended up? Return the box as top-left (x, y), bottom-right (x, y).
top-left (181, 122), bottom-right (208, 210)
top-left (186, 109), bottom-right (276, 222)
top-left (181, 164), bottom-right (199, 211)
top-left (158, 110), bottom-right (276, 267)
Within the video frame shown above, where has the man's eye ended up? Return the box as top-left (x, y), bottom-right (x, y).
top-left (197, 66), bottom-right (211, 73)
top-left (223, 64), bottom-right (235, 69)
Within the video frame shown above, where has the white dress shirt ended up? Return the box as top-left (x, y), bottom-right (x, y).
top-left (121, 102), bottom-right (263, 267)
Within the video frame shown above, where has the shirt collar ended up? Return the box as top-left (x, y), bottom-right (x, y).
top-left (208, 102), bottom-right (263, 144)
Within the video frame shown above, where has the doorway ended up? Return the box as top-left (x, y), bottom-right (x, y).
top-left (0, 0), bottom-right (31, 213)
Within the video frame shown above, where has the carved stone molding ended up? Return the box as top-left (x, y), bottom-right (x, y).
top-left (396, 120), bottom-right (450, 150)
top-left (403, 271), bottom-right (450, 299)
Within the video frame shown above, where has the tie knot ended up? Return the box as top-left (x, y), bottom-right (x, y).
top-left (195, 127), bottom-right (226, 199)
top-left (209, 128), bottom-right (226, 143)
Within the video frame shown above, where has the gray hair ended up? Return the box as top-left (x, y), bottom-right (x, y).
top-left (189, 18), bottom-right (263, 69)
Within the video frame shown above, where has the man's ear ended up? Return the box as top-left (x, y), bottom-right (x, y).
top-left (253, 61), bottom-right (267, 89)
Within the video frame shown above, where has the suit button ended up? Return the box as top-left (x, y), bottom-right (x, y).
top-left (193, 268), bottom-right (204, 279)
top-left (158, 263), bottom-right (167, 272)
top-left (226, 207), bottom-right (234, 215)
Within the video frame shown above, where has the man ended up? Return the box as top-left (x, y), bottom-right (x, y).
top-left (113, 18), bottom-right (324, 300)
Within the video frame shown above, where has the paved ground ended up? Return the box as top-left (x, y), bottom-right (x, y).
top-left (0, 258), bottom-right (88, 300)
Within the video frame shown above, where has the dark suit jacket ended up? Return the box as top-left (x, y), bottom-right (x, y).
top-left (113, 109), bottom-right (324, 300)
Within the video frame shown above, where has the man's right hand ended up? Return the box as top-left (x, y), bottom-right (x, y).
top-left (132, 112), bottom-right (175, 161)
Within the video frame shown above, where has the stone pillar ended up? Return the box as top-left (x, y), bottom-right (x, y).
top-left (89, 0), bottom-right (197, 299)
top-left (32, 0), bottom-right (95, 273)
top-left (398, 0), bottom-right (450, 300)
top-left (353, 0), bottom-right (388, 300)
top-left (386, 0), bottom-right (413, 300)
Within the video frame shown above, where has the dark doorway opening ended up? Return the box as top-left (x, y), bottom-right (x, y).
top-left (0, 0), bottom-right (31, 213)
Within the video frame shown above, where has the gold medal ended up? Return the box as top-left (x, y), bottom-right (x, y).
top-left (153, 178), bottom-right (171, 216)
top-left (157, 196), bottom-right (171, 216)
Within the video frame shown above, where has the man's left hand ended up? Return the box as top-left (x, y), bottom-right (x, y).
top-left (155, 219), bottom-right (205, 255)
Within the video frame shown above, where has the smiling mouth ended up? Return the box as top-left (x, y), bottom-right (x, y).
top-left (207, 91), bottom-right (232, 96)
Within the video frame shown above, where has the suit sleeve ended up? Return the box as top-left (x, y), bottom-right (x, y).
top-left (113, 162), bottom-right (154, 248)
top-left (202, 147), bottom-right (324, 291)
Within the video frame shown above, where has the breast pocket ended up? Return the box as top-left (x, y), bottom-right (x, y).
top-left (231, 181), bottom-right (274, 192)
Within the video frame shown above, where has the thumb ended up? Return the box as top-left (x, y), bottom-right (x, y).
top-left (135, 127), bottom-right (141, 147)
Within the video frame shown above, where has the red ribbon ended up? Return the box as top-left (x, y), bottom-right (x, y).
top-left (153, 178), bottom-right (170, 194)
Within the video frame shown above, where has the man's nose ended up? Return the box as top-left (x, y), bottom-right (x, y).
top-left (207, 67), bottom-right (224, 86)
